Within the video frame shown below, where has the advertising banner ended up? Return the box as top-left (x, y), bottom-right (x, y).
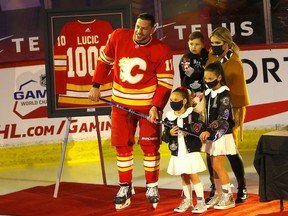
top-left (1, 48), bottom-right (288, 146)
top-left (0, 64), bottom-right (112, 146)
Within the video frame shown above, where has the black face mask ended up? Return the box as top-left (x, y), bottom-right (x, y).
top-left (212, 45), bottom-right (224, 56)
top-left (170, 100), bottom-right (184, 111)
top-left (205, 79), bottom-right (219, 89)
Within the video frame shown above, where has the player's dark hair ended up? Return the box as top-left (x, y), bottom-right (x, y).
top-left (205, 61), bottom-right (227, 85)
top-left (188, 31), bottom-right (204, 44)
top-left (172, 86), bottom-right (191, 109)
top-left (138, 13), bottom-right (155, 27)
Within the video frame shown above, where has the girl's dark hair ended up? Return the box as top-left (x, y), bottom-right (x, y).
top-left (172, 86), bottom-right (191, 109)
top-left (188, 31), bottom-right (205, 44)
top-left (138, 13), bottom-right (155, 27)
top-left (205, 61), bottom-right (227, 85)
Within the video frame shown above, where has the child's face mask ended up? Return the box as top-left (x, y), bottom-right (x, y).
top-left (170, 100), bottom-right (183, 111)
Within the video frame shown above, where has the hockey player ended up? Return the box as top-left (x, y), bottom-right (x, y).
top-left (88, 13), bottom-right (174, 210)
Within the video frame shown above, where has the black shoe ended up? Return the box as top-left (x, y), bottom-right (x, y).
top-left (235, 188), bottom-right (248, 203)
top-left (205, 184), bottom-right (216, 204)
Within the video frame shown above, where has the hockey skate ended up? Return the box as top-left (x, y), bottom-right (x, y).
top-left (113, 182), bottom-right (135, 210)
top-left (146, 182), bottom-right (160, 209)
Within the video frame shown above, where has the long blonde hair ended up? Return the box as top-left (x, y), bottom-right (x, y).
top-left (210, 27), bottom-right (240, 56)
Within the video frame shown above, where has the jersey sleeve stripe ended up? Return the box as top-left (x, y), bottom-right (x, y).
top-left (54, 66), bottom-right (66, 71)
top-left (66, 82), bottom-right (112, 92)
top-left (157, 73), bottom-right (174, 78)
top-left (157, 77), bottom-right (173, 85)
top-left (54, 59), bottom-right (67, 65)
top-left (99, 50), bottom-right (114, 65)
top-left (54, 55), bottom-right (67, 59)
top-left (158, 80), bottom-right (173, 89)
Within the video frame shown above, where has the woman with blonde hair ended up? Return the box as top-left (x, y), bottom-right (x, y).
top-left (205, 26), bottom-right (250, 204)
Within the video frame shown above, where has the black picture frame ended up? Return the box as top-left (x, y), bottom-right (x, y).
top-left (45, 5), bottom-right (131, 118)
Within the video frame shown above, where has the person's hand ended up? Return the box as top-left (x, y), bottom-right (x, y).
top-left (200, 131), bottom-right (210, 141)
top-left (170, 126), bottom-right (179, 136)
top-left (147, 106), bottom-right (159, 124)
top-left (182, 131), bottom-right (188, 137)
top-left (191, 92), bottom-right (203, 103)
top-left (88, 87), bottom-right (100, 102)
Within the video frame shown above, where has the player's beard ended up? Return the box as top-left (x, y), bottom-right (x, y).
top-left (134, 33), bottom-right (150, 44)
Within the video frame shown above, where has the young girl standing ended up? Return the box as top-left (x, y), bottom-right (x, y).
top-left (162, 86), bottom-right (207, 214)
top-left (200, 61), bottom-right (237, 210)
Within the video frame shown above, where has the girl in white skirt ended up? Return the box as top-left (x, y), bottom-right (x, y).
top-left (162, 86), bottom-right (207, 214)
top-left (200, 61), bottom-right (237, 210)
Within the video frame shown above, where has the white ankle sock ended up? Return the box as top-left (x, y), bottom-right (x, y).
top-left (193, 182), bottom-right (204, 200)
top-left (222, 183), bottom-right (232, 193)
top-left (182, 184), bottom-right (192, 200)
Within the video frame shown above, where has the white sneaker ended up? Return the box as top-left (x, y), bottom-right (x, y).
top-left (174, 198), bottom-right (193, 212)
top-left (206, 192), bottom-right (222, 208)
top-left (192, 198), bottom-right (207, 213)
top-left (214, 192), bottom-right (235, 210)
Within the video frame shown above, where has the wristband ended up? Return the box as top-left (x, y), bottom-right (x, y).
top-left (92, 83), bottom-right (100, 88)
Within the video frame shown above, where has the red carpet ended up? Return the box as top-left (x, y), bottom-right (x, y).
top-left (0, 182), bottom-right (287, 216)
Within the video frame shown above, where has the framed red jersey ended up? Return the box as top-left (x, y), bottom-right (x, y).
top-left (45, 6), bottom-right (131, 118)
